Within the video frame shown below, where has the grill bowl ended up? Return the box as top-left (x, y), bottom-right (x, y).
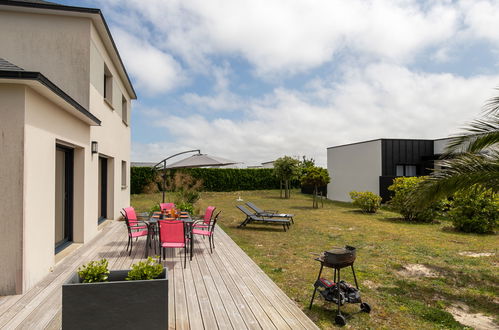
top-left (322, 246), bottom-right (356, 268)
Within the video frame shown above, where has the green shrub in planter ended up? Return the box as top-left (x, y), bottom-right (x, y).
top-left (177, 201), bottom-right (194, 214)
top-left (349, 191), bottom-right (382, 213)
top-left (388, 177), bottom-right (442, 222)
top-left (126, 257), bottom-right (163, 281)
top-left (448, 186), bottom-right (498, 233)
top-left (77, 259), bottom-right (109, 283)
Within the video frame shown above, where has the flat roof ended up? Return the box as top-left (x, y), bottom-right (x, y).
top-left (326, 138), bottom-right (441, 149)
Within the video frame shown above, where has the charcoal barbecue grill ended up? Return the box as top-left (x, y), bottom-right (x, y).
top-left (309, 246), bottom-right (371, 326)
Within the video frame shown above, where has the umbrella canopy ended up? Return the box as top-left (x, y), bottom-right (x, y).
top-left (165, 153), bottom-right (238, 169)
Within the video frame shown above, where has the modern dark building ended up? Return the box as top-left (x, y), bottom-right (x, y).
top-left (327, 138), bottom-right (450, 202)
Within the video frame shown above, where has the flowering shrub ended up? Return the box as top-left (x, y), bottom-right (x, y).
top-left (349, 191), bottom-right (382, 213)
top-left (448, 187), bottom-right (498, 233)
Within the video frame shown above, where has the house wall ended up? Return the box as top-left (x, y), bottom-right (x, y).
top-left (0, 10), bottom-right (91, 109)
top-left (0, 6), bottom-right (132, 294)
top-left (23, 87), bottom-right (90, 291)
top-left (434, 138), bottom-right (451, 155)
top-left (0, 85), bottom-right (26, 294)
top-left (327, 140), bottom-right (382, 202)
top-left (89, 23), bottom-right (131, 223)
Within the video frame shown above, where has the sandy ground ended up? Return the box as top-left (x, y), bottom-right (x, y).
top-left (458, 251), bottom-right (495, 258)
top-left (446, 304), bottom-right (498, 330)
top-left (397, 264), bottom-right (440, 278)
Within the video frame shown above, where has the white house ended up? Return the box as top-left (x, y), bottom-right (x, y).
top-left (327, 138), bottom-right (451, 202)
top-left (0, 0), bottom-right (136, 295)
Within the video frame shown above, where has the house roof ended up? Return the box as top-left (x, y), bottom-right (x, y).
top-left (0, 57), bottom-right (101, 126)
top-left (0, 57), bottom-right (24, 71)
top-left (0, 0), bottom-right (137, 99)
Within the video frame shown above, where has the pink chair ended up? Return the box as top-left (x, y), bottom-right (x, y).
top-left (122, 207), bottom-right (147, 230)
top-left (194, 206), bottom-right (216, 229)
top-left (192, 211), bottom-right (221, 254)
top-left (158, 219), bottom-right (189, 268)
top-left (121, 208), bottom-right (149, 256)
top-left (160, 203), bottom-right (175, 212)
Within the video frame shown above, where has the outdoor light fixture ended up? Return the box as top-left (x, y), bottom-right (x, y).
top-left (91, 141), bottom-right (98, 154)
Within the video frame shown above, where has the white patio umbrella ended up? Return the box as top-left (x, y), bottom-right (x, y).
top-left (165, 153), bottom-right (238, 169)
top-left (153, 150), bottom-right (238, 202)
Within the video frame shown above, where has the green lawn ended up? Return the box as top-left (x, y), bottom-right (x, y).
top-left (131, 190), bottom-right (498, 329)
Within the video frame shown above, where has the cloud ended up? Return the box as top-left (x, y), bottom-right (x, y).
top-left (133, 63), bottom-right (499, 166)
top-left (461, 0), bottom-right (499, 43)
top-left (112, 28), bottom-right (186, 94)
top-left (102, 0), bottom-right (466, 77)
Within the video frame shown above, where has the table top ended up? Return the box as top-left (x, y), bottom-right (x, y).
top-left (148, 212), bottom-right (193, 223)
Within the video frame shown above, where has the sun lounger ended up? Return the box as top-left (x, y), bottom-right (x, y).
top-left (245, 201), bottom-right (294, 224)
top-left (236, 205), bottom-right (290, 231)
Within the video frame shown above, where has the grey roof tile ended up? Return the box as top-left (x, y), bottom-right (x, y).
top-left (0, 58), bottom-right (24, 71)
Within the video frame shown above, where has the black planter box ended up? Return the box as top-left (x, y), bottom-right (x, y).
top-left (62, 268), bottom-right (168, 330)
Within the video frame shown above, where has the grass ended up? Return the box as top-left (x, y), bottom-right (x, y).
top-left (131, 190), bottom-right (498, 329)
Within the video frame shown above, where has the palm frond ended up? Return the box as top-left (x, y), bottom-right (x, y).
top-left (445, 111), bottom-right (499, 154)
top-left (410, 151), bottom-right (499, 206)
top-left (445, 90), bottom-right (499, 154)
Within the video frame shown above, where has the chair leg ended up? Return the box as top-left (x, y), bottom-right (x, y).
top-left (184, 247), bottom-right (187, 268)
top-left (126, 236), bottom-right (131, 251)
top-left (129, 238), bottom-right (133, 256)
top-left (209, 235), bottom-right (213, 253)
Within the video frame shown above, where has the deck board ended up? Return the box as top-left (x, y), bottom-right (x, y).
top-left (0, 220), bottom-right (318, 329)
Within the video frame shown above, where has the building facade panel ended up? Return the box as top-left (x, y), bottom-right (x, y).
top-left (327, 140), bottom-right (382, 202)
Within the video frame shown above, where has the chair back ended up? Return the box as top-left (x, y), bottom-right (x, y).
top-left (246, 202), bottom-right (263, 214)
top-left (158, 220), bottom-right (185, 244)
top-left (203, 206), bottom-right (216, 225)
top-left (236, 205), bottom-right (253, 217)
top-left (209, 211), bottom-right (221, 233)
top-left (122, 207), bottom-right (142, 228)
top-left (160, 203), bottom-right (175, 212)
top-left (121, 208), bottom-right (141, 236)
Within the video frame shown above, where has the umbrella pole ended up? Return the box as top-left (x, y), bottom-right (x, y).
top-left (162, 161), bottom-right (166, 203)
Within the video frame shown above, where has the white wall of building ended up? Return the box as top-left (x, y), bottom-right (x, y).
top-left (327, 140), bottom-right (382, 202)
top-left (0, 6), bottom-right (133, 294)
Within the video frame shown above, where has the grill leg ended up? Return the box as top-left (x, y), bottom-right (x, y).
top-left (336, 268), bottom-right (342, 315)
top-left (351, 265), bottom-right (359, 289)
top-left (309, 264), bottom-right (324, 310)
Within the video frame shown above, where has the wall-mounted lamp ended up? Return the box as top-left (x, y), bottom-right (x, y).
top-left (91, 141), bottom-right (98, 154)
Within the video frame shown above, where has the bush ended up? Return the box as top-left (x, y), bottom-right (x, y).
top-left (388, 177), bottom-right (442, 222)
top-left (126, 257), bottom-right (163, 281)
top-left (78, 259), bottom-right (109, 283)
top-left (448, 186), bottom-right (498, 233)
top-left (176, 201), bottom-right (194, 214)
top-left (349, 191), bottom-right (382, 213)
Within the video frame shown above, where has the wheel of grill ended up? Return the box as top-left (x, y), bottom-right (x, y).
top-left (360, 302), bottom-right (371, 313)
top-left (335, 314), bottom-right (346, 326)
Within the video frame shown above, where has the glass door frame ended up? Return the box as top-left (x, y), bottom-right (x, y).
top-left (55, 144), bottom-right (74, 253)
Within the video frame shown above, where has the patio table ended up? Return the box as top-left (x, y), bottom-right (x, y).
top-left (145, 212), bottom-right (194, 259)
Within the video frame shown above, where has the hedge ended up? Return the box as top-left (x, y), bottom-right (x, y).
top-left (130, 166), bottom-right (157, 194)
top-left (131, 167), bottom-right (301, 193)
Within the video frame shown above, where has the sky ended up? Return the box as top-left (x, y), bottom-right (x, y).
top-left (59, 0), bottom-right (499, 167)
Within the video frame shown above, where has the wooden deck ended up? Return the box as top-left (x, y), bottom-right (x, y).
top-left (0, 220), bottom-right (318, 329)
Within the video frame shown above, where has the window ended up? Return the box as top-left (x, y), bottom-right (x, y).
top-left (121, 161), bottom-right (127, 189)
top-left (122, 95), bottom-right (128, 125)
top-left (103, 64), bottom-right (113, 106)
top-left (396, 164), bottom-right (417, 177)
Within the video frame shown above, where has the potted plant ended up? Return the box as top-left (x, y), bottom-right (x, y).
top-left (62, 257), bottom-right (168, 330)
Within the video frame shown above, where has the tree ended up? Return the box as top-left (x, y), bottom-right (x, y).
top-left (273, 156), bottom-right (301, 199)
top-left (301, 166), bottom-right (330, 208)
top-left (411, 92), bottom-right (499, 206)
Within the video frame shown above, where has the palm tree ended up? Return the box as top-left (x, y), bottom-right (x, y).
top-left (412, 91), bottom-right (499, 205)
